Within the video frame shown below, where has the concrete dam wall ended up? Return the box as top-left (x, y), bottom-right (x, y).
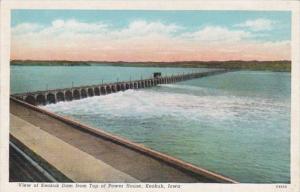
top-left (12, 69), bottom-right (230, 106)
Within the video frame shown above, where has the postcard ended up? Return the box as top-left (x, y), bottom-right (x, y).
top-left (0, 0), bottom-right (299, 192)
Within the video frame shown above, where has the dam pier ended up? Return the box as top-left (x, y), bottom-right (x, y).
top-left (12, 69), bottom-right (230, 106)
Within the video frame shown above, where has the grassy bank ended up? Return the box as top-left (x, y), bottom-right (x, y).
top-left (11, 60), bottom-right (291, 72)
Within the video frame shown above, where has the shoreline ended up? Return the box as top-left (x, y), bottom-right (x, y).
top-left (10, 60), bottom-right (291, 72)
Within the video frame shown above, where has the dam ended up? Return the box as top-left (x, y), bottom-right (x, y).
top-left (10, 69), bottom-right (239, 183)
top-left (12, 69), bottom-right (230, 106)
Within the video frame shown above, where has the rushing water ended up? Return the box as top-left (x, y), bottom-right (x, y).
top-left (11, 65), bottom-right (290, 183)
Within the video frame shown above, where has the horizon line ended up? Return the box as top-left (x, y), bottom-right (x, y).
top-left (10, 59), bottom-right (291, 63)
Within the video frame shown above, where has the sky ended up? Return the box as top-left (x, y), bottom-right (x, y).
top-left (11, 10), bottom-right (291, 62)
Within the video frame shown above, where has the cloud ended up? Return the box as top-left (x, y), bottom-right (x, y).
top-left (49, 19), bottom-right (108, 33)
top-left (12, 23), bottom-right (43, 34)
top-left (12, 19), bottom-right (109, 37)
top-left (13, 19), bottom-right (181, 35)
top-left (235, 18), bottom-right (277, 31)
top-left (182, 26), bottom-right (251, 42)
top-left (11, 19), bottom-right (290, 61)
top-left (12, 19), bottom-right (252, 44)
top-left (52, 19), bottom-right (64, 28)
top-left (119, 20), bottom-right (182, 36)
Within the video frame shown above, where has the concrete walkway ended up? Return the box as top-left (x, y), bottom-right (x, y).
top-left (10, 114), bottom-right (139, 182)
top-left (10, 98), bottom-right (236, 183)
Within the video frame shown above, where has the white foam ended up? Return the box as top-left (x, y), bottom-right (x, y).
top-left (159, 84), bottom-right (207, 91)
top-left (43, 85), bottom-right (289, 123)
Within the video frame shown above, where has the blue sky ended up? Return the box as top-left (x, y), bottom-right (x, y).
top-left (11, 10), bottom-right (291, 61)
top-left (12, 10), bottom-right (291, 41)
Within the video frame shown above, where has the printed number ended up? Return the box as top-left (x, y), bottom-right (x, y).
top-left (276, 185), bottom-right (287, 189)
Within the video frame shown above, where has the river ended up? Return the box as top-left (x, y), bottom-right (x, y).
top-left (10, 65), bottom-right (291, 183)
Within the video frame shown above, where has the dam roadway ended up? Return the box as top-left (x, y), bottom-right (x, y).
top-left (10, 69), bottom-right (238, 183)
top-left (12, 69), bottom-right (230, 106)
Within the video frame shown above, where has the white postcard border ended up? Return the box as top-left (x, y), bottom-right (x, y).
top-left (1, 1), bottom-right (299, 192)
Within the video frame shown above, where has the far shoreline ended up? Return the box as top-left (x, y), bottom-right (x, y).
top-left (10, 60), bottom-right (291, 72)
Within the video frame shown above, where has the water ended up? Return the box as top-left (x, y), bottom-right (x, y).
top-left (10, 65), bottom-right (207, 94)
top-left (11, 65), bottom-right (291, 183)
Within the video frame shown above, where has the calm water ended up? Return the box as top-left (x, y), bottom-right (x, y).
top-left (10, 65), bottom-right (206, 94)
top-left (11, 65), bottom-right (291, 183)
